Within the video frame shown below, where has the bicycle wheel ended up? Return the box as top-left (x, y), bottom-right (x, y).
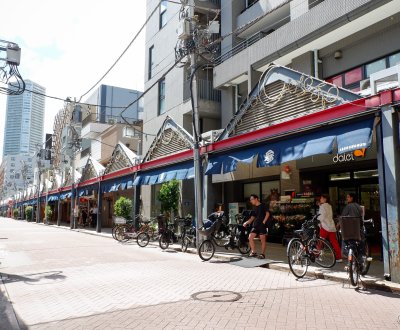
top-left (308, 237), bottom-right (336, 268)
top-left (182, 236), bottom-right (190, 252)
top-left (115, 225), bottom-right (128, 242)
top-left (360, 241), bottom-right (371, 276)
top-left (159, 233), bottom-right (169, 250)
top-left (348, 248), bottom-right (359, 286)
top-left (237, 239), bottom-right (251, 255)
top-left (112, 225), bottom-right (120, 240)
top-left (146, 227), bottom-right (156, 241)
top-left (287, 239), bottom-right (309, 278)
top-left (198, 239), bottom-right (215, 261)
top-left (137, 232), bottom-right (150, 247)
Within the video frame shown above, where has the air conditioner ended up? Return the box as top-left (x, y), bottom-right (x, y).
top-left (108, 118), bottom-right (116, 125)
top-left (200, 129), bottom-right (223, 145)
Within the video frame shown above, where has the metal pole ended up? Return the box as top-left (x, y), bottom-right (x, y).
top-left (57, 194), bottom-right (61, 226)
top-left (188, 0), bottom-right (203, 247)
top-left (70, 152), bottom-right (76, 229)
top-left (96, 180), bottom-right (102, 233)
top-left (36, 166), bottom-right (41, 223)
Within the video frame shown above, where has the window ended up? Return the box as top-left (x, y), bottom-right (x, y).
top-left (148, 46), bottom-right (155, 79)
top-left (11, 157), bottom-right (15, 161)
top-left (10, 163), bottom-right (15, 167)
top-left (15, 173), bottom-right (20, 179)
top-left (344, 67), bottom-right (362, 85)
top-left (246, 0), bottom-right (259, 8)
top-left (158, 78), bottom-right (166, 115)
top-left (365, 59), bottom-right (386, 78)
top-left (389, 52), bottom-right (400, 67)
top-left (159, 1), bottom-right (167, 29)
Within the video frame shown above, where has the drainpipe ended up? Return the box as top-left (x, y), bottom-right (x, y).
top-left (313, 49), bottom-right (321, 78)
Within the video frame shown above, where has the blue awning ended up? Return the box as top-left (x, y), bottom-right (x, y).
top-left (133, 162), bottom-right (195, 186)
top-left (102, 175), bottom-right (133, 193)
top-left (206, 118), bottom-right (374, 175)
top-left (127, 180), bottom-right (133, 189)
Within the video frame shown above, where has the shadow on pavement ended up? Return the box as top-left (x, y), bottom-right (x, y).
top-left (1, 271), bottom-right (66, 286)
top-left (1, 278), bottom-right (28, 330)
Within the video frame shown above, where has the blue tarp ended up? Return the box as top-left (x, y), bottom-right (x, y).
top-left (205, 118), bottom-right (374, 175)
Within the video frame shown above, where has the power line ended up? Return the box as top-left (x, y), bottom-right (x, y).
top-left (78, 0), bottom-right (162, 102)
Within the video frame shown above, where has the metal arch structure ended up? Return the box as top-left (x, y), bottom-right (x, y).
top-left (143, 116), bottom-right (195, 163)
top-left (0, 39), bottom-right (25, 95)
top-left (219, 64), bottom-right (362, 140)
top-left (52, 102), bottom-right (75, 169)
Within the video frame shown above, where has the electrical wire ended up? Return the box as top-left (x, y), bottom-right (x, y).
top-left (78, 0), bottom-right (163, 102)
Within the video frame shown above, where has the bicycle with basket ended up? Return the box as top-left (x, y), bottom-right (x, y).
top-left (339, 216), bottom-right (373, 287)
top-left (287, 214), bottom-right (336, 278)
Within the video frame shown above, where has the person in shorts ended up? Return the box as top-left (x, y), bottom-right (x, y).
top-left (243, 194), bottom-right (271, 259)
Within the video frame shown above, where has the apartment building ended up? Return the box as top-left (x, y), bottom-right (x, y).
top-left (215, 0), bottom-right (400, 126)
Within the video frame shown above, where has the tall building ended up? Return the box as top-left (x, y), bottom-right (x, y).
top-left (3, 80), bottom-right (45, 157)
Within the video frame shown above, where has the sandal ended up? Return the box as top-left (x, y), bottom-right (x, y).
top-left (257, 254), bottom-right (265, 259)
top-left (248, 252), bottom-right (258, 258)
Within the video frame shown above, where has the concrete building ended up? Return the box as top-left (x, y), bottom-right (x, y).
top-left (215, 0), bottom-right (400, 127)
top-left (3, 79), bottom-right (45, 156)
top-left (80, 84), bottom-right (143, 166)
top-left (142, 0), bottom-right (222, 216)
top-left (0, 155), bottom-right (35, 199)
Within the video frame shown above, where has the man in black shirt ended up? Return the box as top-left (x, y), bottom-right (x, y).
top-left (243, 194), bottom-right (271, 259)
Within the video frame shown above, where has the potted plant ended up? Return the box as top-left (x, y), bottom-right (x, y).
top-left (25, 206), bottom-right (33, 221)
top-left (157, 179), bottom-right (180, 221)
top-left (13, 208), bottom-right (19, 219)
top-left (114, 196), bottom-right (133, 220)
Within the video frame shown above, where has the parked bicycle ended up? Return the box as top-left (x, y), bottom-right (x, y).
top-left (339, 216), bottom-right (374, 286)
top-left (158, 216), bottom-right (177, 250)
top-left (114, 218), bottom-right (151, 247)
top-left (176, 216), bottom-right (196, 252)
top-left (113, 215), bottom-right (156, 241)
top-left (197, 215), bottom-right (223, 261)
top-left (287, 214), bottom-right (336, 278)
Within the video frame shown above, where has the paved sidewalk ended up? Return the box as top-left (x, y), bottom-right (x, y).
top-left (31, 219), bottom-right (400, 295)
top-left (1, 217), bottom-right (400, 329)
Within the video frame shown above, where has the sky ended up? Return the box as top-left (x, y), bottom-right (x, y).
top-left (0, 0), bottom-right (147, 162)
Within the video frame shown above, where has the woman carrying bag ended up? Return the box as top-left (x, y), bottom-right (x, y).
top-left (318, 194), bottom-right (342, 262)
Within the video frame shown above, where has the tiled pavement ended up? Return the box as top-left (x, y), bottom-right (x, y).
top-left (0, 217), bottom-right (400, 330)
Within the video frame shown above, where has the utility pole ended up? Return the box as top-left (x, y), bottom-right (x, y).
top-left (188, 0), bottom-right (203, 247)
top-left (69, 131), bottom-right (77, 229)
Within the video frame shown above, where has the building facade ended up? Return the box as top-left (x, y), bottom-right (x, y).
top-left (3, 79), bottom-right (45, 156)
top-left (0, 154), bottom-right (35, 199)
top-left (80, 84), bottom-right (143, 166)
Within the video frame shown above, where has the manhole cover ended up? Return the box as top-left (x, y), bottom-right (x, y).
top-left (191, 290), bottom-right (242, 302)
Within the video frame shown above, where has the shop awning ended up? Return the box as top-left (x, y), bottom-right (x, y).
top-left (101, 175), bottom-right (133, 193)
top-left (59, 192), bottom-right (72, 200)
top-left (206, 117), bottom-right (375, 175)
top-left (133, 162), bottom-right (195, 186)
top-left (48, 195), bottom-right (59, 202)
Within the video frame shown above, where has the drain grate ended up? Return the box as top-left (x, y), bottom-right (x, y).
top-left (191, 290), bottom-right (242, 302)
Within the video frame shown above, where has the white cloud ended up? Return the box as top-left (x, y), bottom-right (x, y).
top-left (0, 0), bottom-right (146, 160)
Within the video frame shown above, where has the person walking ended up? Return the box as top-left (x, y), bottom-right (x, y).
top-left (243, 194), bottom-right (271, 259)
top-left (319, 194), bottom-right (342, 262)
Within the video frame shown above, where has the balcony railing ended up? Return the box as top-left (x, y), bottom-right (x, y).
top-left (183, 79), bottom-right (221, 102)
top-left (82, 114), bottom-right (141, 127)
